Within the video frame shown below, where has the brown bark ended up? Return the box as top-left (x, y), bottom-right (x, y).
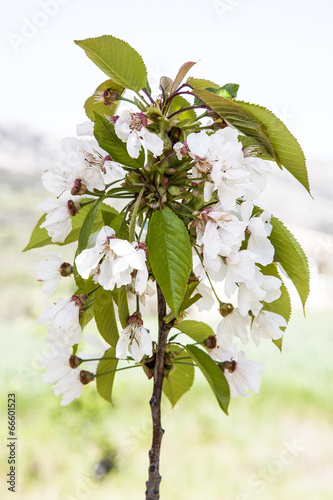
top-left (145, 285), bottom-right (172, 499)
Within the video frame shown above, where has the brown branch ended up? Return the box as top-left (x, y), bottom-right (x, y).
top-left (145, 284), bottom-right (173, 499)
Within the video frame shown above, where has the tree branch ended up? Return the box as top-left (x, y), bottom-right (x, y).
top-left (145, 284), bottom-right (172, 499)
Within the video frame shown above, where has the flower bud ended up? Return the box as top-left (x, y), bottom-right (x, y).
top-left (165, 168), bottom-right (178, 175)
top-left (79, 370), bottom-right (95, 385)
top-left (127, 311), bottom-right (143, 326)
top-left (168, 185), bottom-right (181, 196)
top-left (69, 355), bottom-right (82, 369)
top-left (67, 200), bottom-right (80, 217)
top-left (204, 335), bottom-right (217, 349)
top-left (71, 179), bottom-right (87, 196)
top-left (220, 360), bottom-right (237, 373)
top-left (71, 294), bottom-right (87, 309)
top-left (59, 262), bottom-right (73, 277)
top-left (219, 303), bottom-right (234, 317)
top-left (159, 76), bottom-right (173, 95)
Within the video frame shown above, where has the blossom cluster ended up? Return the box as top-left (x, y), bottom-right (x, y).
top-left (35, 116), bottom-right (157, 404)
top-left (35, 104), bottom-right (286, 404)
top-left (177, 128), bottom-right (287, 397)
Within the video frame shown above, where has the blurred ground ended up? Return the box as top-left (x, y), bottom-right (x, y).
top-left (0, 129), bottom-right (333, 499)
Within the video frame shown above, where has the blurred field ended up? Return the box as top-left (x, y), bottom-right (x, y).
top-left (1, 177), bottom-right (333, 500)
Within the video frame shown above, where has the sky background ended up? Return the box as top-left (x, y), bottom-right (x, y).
top-left (1, 0), bottom-right (333, 163)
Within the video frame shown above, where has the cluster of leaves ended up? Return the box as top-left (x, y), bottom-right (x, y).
top-left (25, 35), bottom-right (310, 414)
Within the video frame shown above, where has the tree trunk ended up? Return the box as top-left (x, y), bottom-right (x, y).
top-left (145, 285), bottom-right (171, 499)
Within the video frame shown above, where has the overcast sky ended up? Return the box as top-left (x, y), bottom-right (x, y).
top-left (2, 0), bottom-right (333, 162)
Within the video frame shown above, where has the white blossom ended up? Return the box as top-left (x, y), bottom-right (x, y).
top-left (61, 137), bottom-right (108, 191)
top-left (116, 317), bottom-right (153, 362)
top-left (37, 295), bottom-right (84, 346)
top-left (251, 310), bottom-right (287, 346)
top-left (114, 110), bottom-right (164, 158)
top-left (173, 141), bottom-right (187, 161)
top-left (218, 250), bottom-right (257, 297)
top-left (76, 121), bottom-right (94, 136)
top-left (210, 343), bottom-right (264, 397)
top-left (195, 282), bottom-right (216, 312)
top-left (41, 169), bottom-right (74, 195)
top-left (75, 226), bottom-right (149, 293)
top-left (216, 308), bottom-right (250, 347)
top-left (238, 270), bottom-right (282, 316)
top-left (37, 197), bottom-right (79, 243)
top-left (36, 254), bottom-right (72, 294)
top-left (41, 345), bottom-right (74, 384)
top-left (195, 204), bottom-right (247, 261)
top-left (103, 160), bottom-right (126, 184)
top-left (51, 370), bottom-right (85, 406)
top-left (246, 210), bottom-right (275, 266)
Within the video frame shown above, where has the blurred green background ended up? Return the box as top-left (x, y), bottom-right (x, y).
top-left (1, 170), bottom-right (333, 500)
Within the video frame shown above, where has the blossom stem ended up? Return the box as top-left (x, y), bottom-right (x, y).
top-left (95, 365), bottom-right (141, 377)
top-left (195, 111), bottom-right (209, 121)
top-left (85, 190), bottom-right (105, 197)
top-left (138, 209), bottom-right (150, 241)
top-left (116, 95), bottom-right (137, 105)
top-left (194, 246), bottom-right (222, 305)
top-left (146, 285), bottom-right (174, 500)
top-left (167, 104), bottom-right (207, 120)
top-left (174, 361), bottom-right (196, 366)
top-left (87, 285), bottom-right (101, 297)
top-left (129, 185), bottom-right (147, 242)
top-left (79, 200), bottom-right (96, 208)
top-left (141, 88), bottom-right (156, 105)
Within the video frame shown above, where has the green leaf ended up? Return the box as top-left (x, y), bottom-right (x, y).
top-left (216, 83), bottom-right (239, 99)
top-left (192, 89), bottom-right (275, 157)
top-left (110, 212), bottom-right (129, 240)
top-left (168, 96), bottom-right (197, 121)
top-left (238, 135), bottom-right (273, 160)
top-left (96, 347), bottom-right (118, 403)
top-left (192, 89), bottom-right (309, 192)
top-left (73, 198), bottom-right (104, 291)
top-left (186, 77), bottom-right (219, 90)
top-left (94, 113), bottom-right (145, 170)
top-left (170, 61), bottom-right (196, 94)
top-left (75, 35), bottom-right (147, 92)
top-left (94, 288), bottom-right (119, 346)
top-left (186, 345), bottom-right (230, 415)
top-left (194, 83), bottom-right (240, 105)
top-left (76, 198), bottom-right (104, 255)
top-left (101, 206), bottom-right (119, 226)
top-left (175, 320), bottom-right (215, 343)
top-left (23, 200), bottom-right (104, 252)
top-left (269, 216), bottom-right (310, 309)
top-left (163, 346), bottom-right (194, 406)
top-left (80, 305), bottom-right (94, 330)
top-left (112, 286), bottom-right (130, 329)
top-left (84, 79), bottom-right (125, 121)
top-left (147, 210), bottom-right (192, 316)
top-left (235, 100), bottom-right (309, 192)
top-left (180, 280), bottom-right (200, 312)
